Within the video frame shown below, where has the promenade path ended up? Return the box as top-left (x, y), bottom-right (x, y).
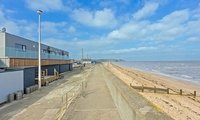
top-left (0, 68), bottom-right (83, 120)
top-left (0, 64), bottom-right (171, 120)
top-left (62, 64), bottom-right (121, 120)
top-left (0, 64), bottom-right (121, 120)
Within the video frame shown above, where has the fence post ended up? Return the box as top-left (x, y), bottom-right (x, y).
top-left (154, 86), bottom-right (156, 93)
top-left (66, 93), bottom-right (68, 108)
top-left (85, 81), bottom-right (87, 88)
top-left (194, 91), bottom-right (196, 98)
top-left (82, 81), bottom-right (85, 97)
top-left (45, 69), bottom-right (48, 76)
top-left (43, 71), bottom-right (46, 77)
top-left (62, 95), bottom-right (64, 104)
top-left (167, 88), bottom-right (169, 94)
top-left (142, 85), bottom-right (144, 92)
top-left (180, 89), bottom-right (182, 95)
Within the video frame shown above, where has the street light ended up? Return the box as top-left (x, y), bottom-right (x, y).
top-left (37, 10), bottom-right (43, 89)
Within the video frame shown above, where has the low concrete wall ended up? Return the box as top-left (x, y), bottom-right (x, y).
top-left (104, 67), bottom-right (172, 120)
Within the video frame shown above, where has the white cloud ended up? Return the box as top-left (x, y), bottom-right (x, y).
top-left (133, 2), bottom-right (159, 20)
top-left (107, 8), bottom-right (199, 42)
top-left (186, 37), bottom-right (200, 43)
top-left (107, 21), bottom-right (148, 40)
top-left (43, 37), bottom-right (112, 52)
top-left (0, 8), bottom-right (35, 37)
top-left (71, 8), bottom-right (117, 28)
top-left (25, 0), bottom-right (66, 11)
top-left (42, 21), bottom-right (68, 35)
top-left (68, 26), bottom-right (76, 33)
top-left (105, 47), bottom-right (157, 54)
top-left (0, 7), bottom-right (72, 41)
top-left (161, 9), bottom-right (189, 25)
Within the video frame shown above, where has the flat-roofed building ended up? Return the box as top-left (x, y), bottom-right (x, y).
top-left (0, 32), bottom-right (72, 68)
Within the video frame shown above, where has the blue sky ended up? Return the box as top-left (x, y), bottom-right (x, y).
top-left (0, 0), bottom-right (200, 60)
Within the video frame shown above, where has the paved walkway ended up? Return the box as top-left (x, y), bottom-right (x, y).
top-left (62, 64), bottom-right (121, 120)
top-left (0, 68), bottom-right (83, 120)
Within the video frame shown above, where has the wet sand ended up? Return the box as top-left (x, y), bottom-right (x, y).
top-left (104, 62), bottom-right (200, 120)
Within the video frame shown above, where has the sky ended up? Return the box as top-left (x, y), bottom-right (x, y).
top-left (0, 0), bottom-right (200, 61)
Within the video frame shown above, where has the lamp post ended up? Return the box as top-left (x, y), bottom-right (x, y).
top-left (37, 10), bottom-right (43, 89)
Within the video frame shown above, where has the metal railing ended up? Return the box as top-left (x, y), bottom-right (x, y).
top-left (5, 47), bottom-right (69, 60)
top-left (55, 83), bottom-right (83, 120)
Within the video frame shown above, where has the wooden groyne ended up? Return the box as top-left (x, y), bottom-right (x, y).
top-left (130, 84), bottom-right (197, 98)
top-left (130, 84), bottom-right (169, 93)
top-left (108, 63), bottom-right (198, 98)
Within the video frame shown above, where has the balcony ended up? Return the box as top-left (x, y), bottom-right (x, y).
top-left (0, 47), bottom-right (71, 68)
top-left (6, 47), bottom-right (69, 60)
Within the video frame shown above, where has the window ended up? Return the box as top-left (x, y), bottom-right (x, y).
top-left (22, 45), bottom-right (26, 51)
top-left (15, 43), bottom-right (26, 52)
top-left (43, 49), bottom-right (47, 53)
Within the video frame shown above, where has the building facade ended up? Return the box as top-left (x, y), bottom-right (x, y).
top-left (0, 32), bottom-right (71, 68)
top-left (0, 32), bottom-right (73, 104)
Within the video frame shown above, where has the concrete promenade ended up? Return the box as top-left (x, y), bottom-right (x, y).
top-left (62, 64), bottom-right (172, 120)
top-left (0, 64), bottom-right (172, 120)
top-left (0, 68), bottom-right (83, 120)
top-left (62, 64), bottom-right (121, 120)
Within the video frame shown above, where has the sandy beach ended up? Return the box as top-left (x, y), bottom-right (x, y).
top-left (104, 62), bottom-right (200, 120)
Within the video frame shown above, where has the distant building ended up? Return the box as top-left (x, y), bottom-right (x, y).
top-left (82, 59), bottom-right (92, 64)
top-left (0, 32), bottom-right (71, 68)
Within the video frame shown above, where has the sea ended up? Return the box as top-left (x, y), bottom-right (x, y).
top-left (113, 61), bottom-right (200, 84)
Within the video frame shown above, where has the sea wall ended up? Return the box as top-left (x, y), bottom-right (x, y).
top-left (103, 64), bottom-right (172, 120)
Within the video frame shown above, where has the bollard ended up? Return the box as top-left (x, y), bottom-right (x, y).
top-left (8, 93), bottom-right (15, 102)
top-left (25, 87), bottom-right (31, 94)
top-left (32, 86), bottom-right (36, 91)
top-left (180, 89), bottom-right (182, 95)
top-left (167, 88), bottom-right (169, 94)
top-left (31, 86), bottom-right (35, 92)
top-left (194, 91), bottom-right (196, 98)
top-left (30, 86), bottom-right (33, 93)
top-left (15, 91), bottom-right (23, 100)
top-left (35, 85), bottom-right (39, 90)
top-left (30, 86), bottom-right (35, 92)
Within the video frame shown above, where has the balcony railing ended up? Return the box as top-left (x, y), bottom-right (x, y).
top-left (5, 47), bottom-right (69, 60)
